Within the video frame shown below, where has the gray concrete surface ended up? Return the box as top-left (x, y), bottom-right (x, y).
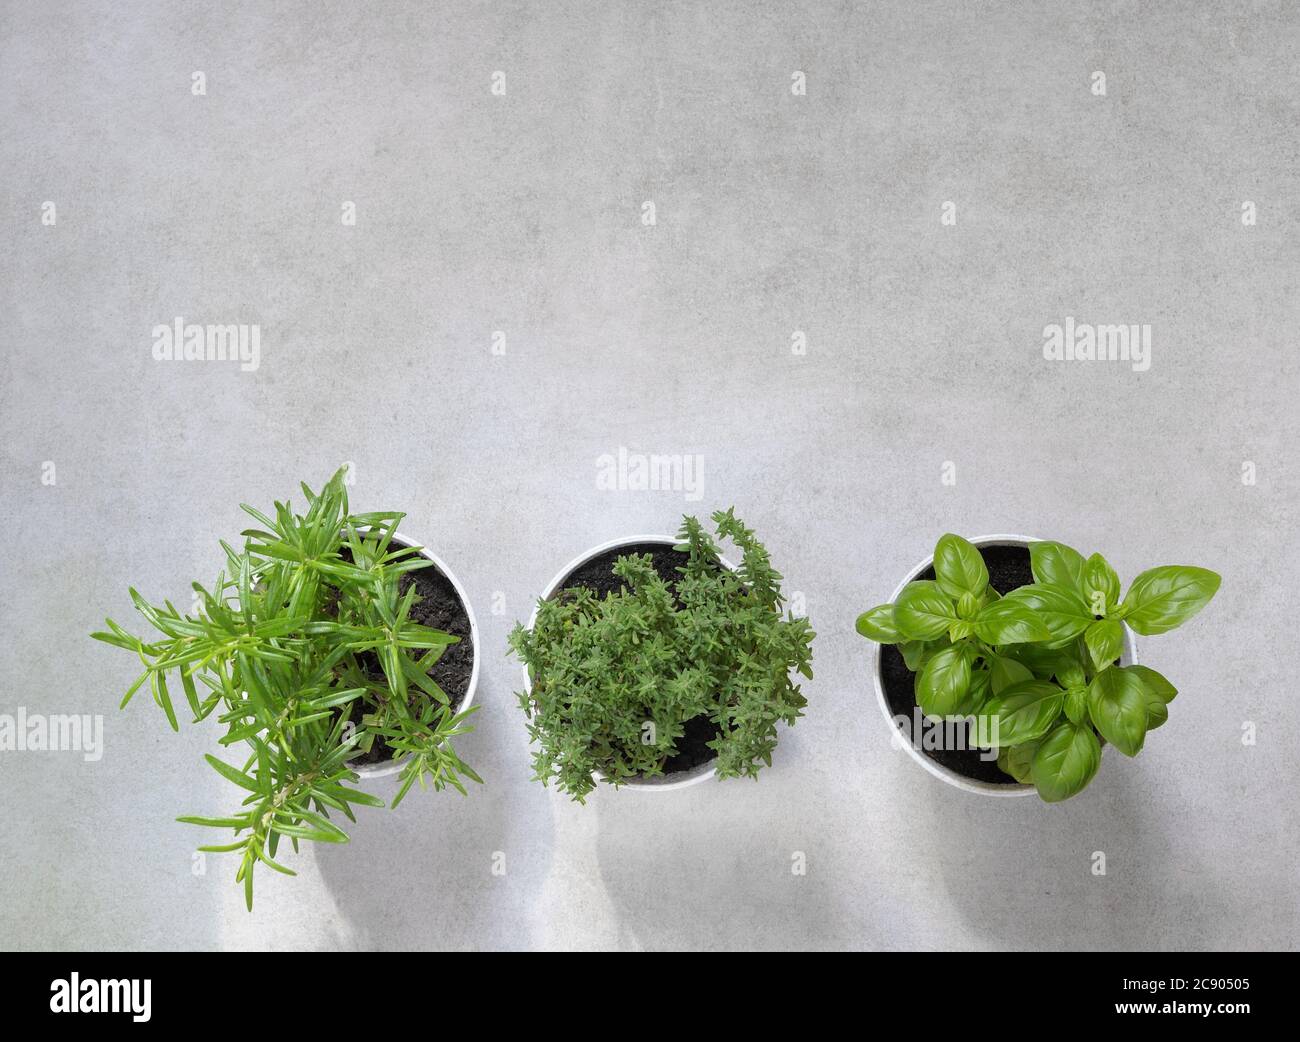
top-left (1, 0), bottom-right (1297, 951)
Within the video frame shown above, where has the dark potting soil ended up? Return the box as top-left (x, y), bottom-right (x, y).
top-left (879, 543), bottom-right (1034, 786)
top-left (558, 542), bottom-right (720, 775)
top-left (344, 538), bottom-right (474, 765)
top-left (561, 541), bottom-right (692, 602)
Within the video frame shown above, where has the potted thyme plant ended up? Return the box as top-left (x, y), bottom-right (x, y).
top-left (856, 533), bottom-right (1219, 801)
top-left (91, 468), bottom-right (480, 908)
top-left (509, 509), bottom-right (815, 801)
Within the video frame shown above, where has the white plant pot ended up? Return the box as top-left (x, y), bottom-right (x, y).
top-left (523, 534), bottom-right (737, 792)
top-left (351, 531), bottom-right (480, 781)
top-left (870, 533), bottom-right (1138, 798)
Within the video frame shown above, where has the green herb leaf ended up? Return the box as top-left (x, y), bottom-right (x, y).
top-left (1120, 566), bottom-right (1221, 635)
top-left (203, 753), bottom-right (261, 793)
top-left (1083, 553), bottom-right (1122, 614)
top-left (982, 679), bottom-right (1065, 747)
top-left (947, 620), bottom-right (973, 642)
top-left (893, 580), bottom-right (957, 641)
top-left (999, 740), bottom-right (1039, 784)
top-left (958, 667), bottom-right (993, 716)
top-left (898, 640), bottom-right (932, 671)
top-left (1029, 540), bottom-right (1087, 594)
top-left (915, 644), bottom-right (973, 718)
top-left (1031, 722), bottom-right (1101, 802)
top-left (1084, 618), bottom-right (1125, 670)
top-left (972, 597), bottom-right (1051, 645)
top-left (1086, 667), bottom-right (1148, 756)
top-left (855, 604), bottom-right (899, 643)
top-left (1003, 583), bottom-right (1093, 644)
top-left (1063, 685), bottom-right (1088, 725)
top-left (933, 534), bottom-right (988, 599)
top-left (1124, 664), bottom-right (1176, 730)
top-left (1053, 653), bottom-right (1087, 691)
top-left (989, 655), bottom-right (1033, 695)
top-left (1126, 664), bottom-right (1177, 703)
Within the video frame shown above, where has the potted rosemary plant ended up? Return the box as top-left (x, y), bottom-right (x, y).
top-left (91, 469), bottom-right (480, 908)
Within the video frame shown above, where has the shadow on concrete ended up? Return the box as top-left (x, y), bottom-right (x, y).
top-left (917, 757), bottom-right (1232, 950)
top-left (591, 755), bottom-right (868, 951)
top-left (316, 673), bottom-right (553, 951)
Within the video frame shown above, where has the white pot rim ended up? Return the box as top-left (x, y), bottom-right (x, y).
top-left (351, 529), bottom-right (480, 780)
top-left (870, 533), bottom-right (1138, 798)
top-left (523, 533), bottom-right (736, 792)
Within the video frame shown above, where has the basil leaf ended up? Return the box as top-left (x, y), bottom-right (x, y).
top-left (1084, 618), bottom-right (1125, 671)
top-left (956, 592), bottom-right (979, 619)
top-left (1004, 583), bottom-right (1093, 644)
top-left (1053, 652), bottom-right (1087, 691)
top-left (1063, 685), bottom-right (1088, 725)
top-left (1126, 664), bottom-right (1176, 730)
top-left (1120, 565), bottom-right (1221, 635)
top-left (915, 644), bottom-right (973, 718)
top-left (1031, 722), bottom-right (1101, 802)
top-left (1086, 666), bottom-right (1148, 756)
top-left (894, 580), bottom-right (957, 640)
top-left (990, 655), bottom-right (1033, 695)
top-left (1029, 540), bottom-right (1087, 593)
top-left (934, 533), bottom-right (988, 599)
top-left (1005, 642), bottom-right (1062, 674)
top-left (898, 639), bottom-right (932, 671)
top-left (1083, 553), bottom-right (1122, 613)
top-left (984, 679), bottom-right (1065, 747)
top-left (1126, 663), bottom-right (1177, 703)
top-left (856, 604), bottom-right (900, 643)
top-left (972, 597), bottom-right (1052, 645)
top-left (999, 740), bottom-right (1039, 784)
top-left (957, 667), bottom-right (992, 716)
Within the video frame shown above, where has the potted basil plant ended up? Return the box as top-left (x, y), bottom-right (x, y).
top-left (857, 533), bottom-right (1219, 801)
